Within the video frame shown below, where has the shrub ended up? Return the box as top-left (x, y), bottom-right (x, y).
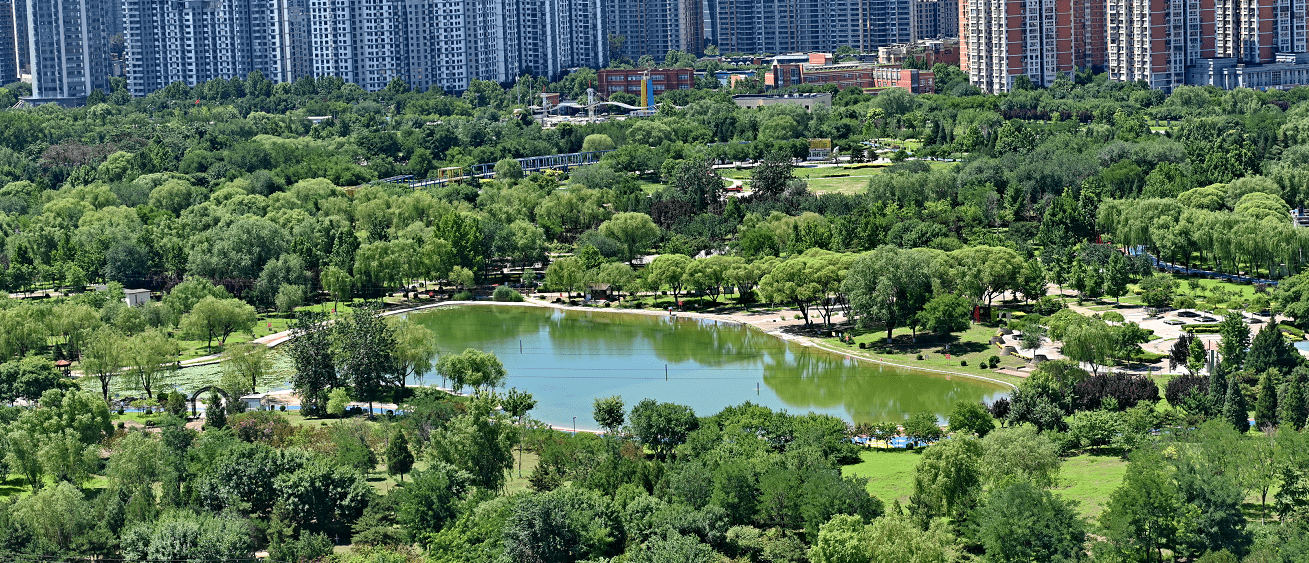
top-left (492, 285), bottom-right (524, 302)
top-left (452, 290), bottom-right (474, 301)
top-left (1065, 409), bottom-right (1122, 448)
top-left (229, 410), bottom-right (294, 445)
top-left (988, 397), bottom-right (1011, 419)
top-left (327, 388), bottom-right (351, 417)
top-left (960, 360), bottom-right (968, 366)
top-left (988, 355), bottom-right (1001, 368)
top-left (916, 354), bottom-right (923, 360)
top-left (1032, 295), bottom-right (1066, 316)
top-left (1164, 374), bottom-right (1210, 409)
top-left (1072, 373), bottom-right (1161, 412)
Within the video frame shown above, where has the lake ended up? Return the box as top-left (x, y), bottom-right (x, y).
top-left (409, 304), bottom-right (1010, 430)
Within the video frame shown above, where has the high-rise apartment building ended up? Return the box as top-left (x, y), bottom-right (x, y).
top-left (0, 0), bottom-right (16, 85)
top-left (123, 0), bottom-right (290, 96)
top-left (26, 0), bottom-right (114, 99)
top-left (708, 0), bottom-right (912, 56)
top-left (12, 0), bottom-right (26, 75)
top-left (304, 0), bottom-right (602, 92)
top-left (118, 0), bottom-right (602, 95)
top-left (959, 0), bottom-right (1104, 92)
top-left (606, 0), bottom-right (698, 60)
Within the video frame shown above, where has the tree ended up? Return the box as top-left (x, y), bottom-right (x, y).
top-left (286, 310), bottom-right (338, 416)
top-left (1100, 449), bottom-right (1198, 563)
top-left (435, 348), bottom-right (506, 393)
top-left (1103, 252), bottom-right (1131, 302)
top-left (947, 401), bottom-right (994, 438)
top-left (593, 395), bottom-right (625, 434)
top-left (1139, 274), bottom-right (1177, 309)
top-left (336, 303), bottom-right (402, 414)
top-left (670, 156), bottom-right (724, 213)
top-left (321, 265), bottom-right (353, 311)
top-left (903, 411), bottom-right (943, 447)
top-left (205, 390), bottom-right (227, 430)
top-left (629, 399), bottom-right (699, 460)
top-left (396, 462), bottom-right (471, 539)
top-left (581, 134), bottom-right (616, 152)
top-left (809, 513), bottom-right (960, 563)
top-left (973, 481), bottom-right (1085, 563)
top-left (429, 392), bottom-right (516, 491)
top-left (449, 265), bottom-right (475, 289)
top-left (1222, 377), bottom-right (1250, 433)
top-left (599, 212), bottom-right (661, 265)
top-left (386, 431), bottom-right (415, 482)
top-left (1171, 447), bottom-right (1250, 558)
top-left (0, 356), bottom-right (67, 406)
top-left (162, 278), bottom-right (231, 322)
top-left (919, 293), bottom-right (972, 338)
top-left (38, 429), bottom-right (100, 487)
top-left (979, 423), bottom-right (1062, 489)
top-left (1020, 324), bottom-right (1046, 358)
top-left (1189, 337), bottom-right (1207, 376)
top-left (503, 487), bottom-right (621, 563)
top-left (1061, 322), bottom-right (1115, 376)
top-left (750, 152), bottom-right (795, 200)
top-left (79, 325), bottom-right (123, 400)
top-left (844, 246), bottom-right (933, 342)
top-left (1218, 314), bottom-right (1250, 370)
top-left (1246, 322), bottom-right (1297, 376)
top-left (220, 341), bottom-right (271, 397)
top-left (544, 256), bottom-right (587, 296)
top-left (390, 316), bottom-right (436, 387)
top-left (10, 481), bottom-right (96, 552)
top-left (495, 158), bottom-right (524, 181)
top-left (1281, 367), bottom-right (1308, 430)
top-left (646, 254), bottom-right (693, 303)
top-left (180, 296), bottom-right (257, 352)
top-left (1255, 369), bottom-right (1280, 429)
top-left (125, 329), bottom-right (180, 399)
top-left (1171, 332), bottom-right (1197, 374)
top-left (502, 387), bottom-right (537, 477)
top-left (910, 435), bottom-right (983, 522)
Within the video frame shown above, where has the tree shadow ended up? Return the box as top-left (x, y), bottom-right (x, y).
top-left (0, 475), bottom-right (27, 497)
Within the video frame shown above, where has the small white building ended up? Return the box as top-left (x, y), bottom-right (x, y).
top-left (123, 289), bottom-right (151, 307)
top-left (240, 393), bottom-right (268, 410)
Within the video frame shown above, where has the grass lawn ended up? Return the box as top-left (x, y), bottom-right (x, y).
top-left (807, 175), bottom-right (877, 194)
top-left (636, 180), bottom-right (667, 194)
top-left (1056, 453), bottom-right (1129, 518)
top-left (843, 448), bottom-right (1130, 519)
top-left (0, 474), bottom-right (110, 500)
top-left (842, 449), bottom-right (923, 506)
top-left (817, 323), bottom-right (1028, 387)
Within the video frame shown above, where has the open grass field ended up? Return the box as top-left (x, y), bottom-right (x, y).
top-left (842, 449), bottom-right (923, 506)
top-left (818, 323), bottom-right (1029, 387)
top-left (843, 448), bottom-right (1130, 519)
top-left (1056, 454), bottom-right (1130, 517)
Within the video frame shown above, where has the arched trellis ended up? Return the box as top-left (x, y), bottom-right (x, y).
top-left (189, 386), bottom-right (234, 416)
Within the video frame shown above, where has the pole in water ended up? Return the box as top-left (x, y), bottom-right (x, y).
top-left (665, 364), bottom-right (668, 380)
top-left (757, 382), bottom-right (759, 395)
top-left (520, 340), bottom-right (523, 353)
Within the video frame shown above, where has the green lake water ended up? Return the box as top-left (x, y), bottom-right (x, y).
top-left (409, 304), bottom-right (1010, 430)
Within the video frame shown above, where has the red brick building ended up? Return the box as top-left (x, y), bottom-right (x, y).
top-left (596, 68), bottom-right (696, 97)
top-left (766, 62), bottom-right (935, 93)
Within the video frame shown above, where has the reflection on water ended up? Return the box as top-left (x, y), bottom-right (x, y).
top-left (411, 305), bottom-right (1010, 428)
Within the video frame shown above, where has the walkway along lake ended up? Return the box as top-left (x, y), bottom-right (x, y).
top-left (410, 304), bottom-right (1011, 430)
